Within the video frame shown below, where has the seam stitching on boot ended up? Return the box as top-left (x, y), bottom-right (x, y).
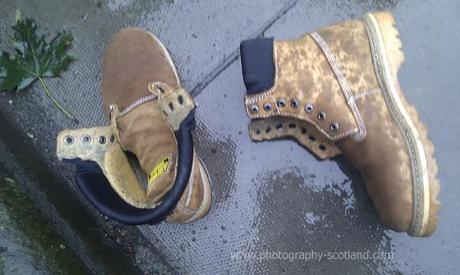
top-left (353, 88), bottom-right (382, 100)
top-left (185, 154), bottom-right (196, 207)
top-left (310, 32), bottom-right (367, 141)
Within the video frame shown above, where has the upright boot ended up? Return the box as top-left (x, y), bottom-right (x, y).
top-left (57, 28), bottom-right (211, 224)
top-left (240, 12), bottom-right (440, 237)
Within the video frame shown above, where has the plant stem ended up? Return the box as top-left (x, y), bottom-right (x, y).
top-left (38, 77), bottom-right (78, 124)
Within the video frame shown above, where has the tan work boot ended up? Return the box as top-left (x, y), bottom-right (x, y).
top-left (57, 28), bottom-right (211, 224)
top-left (241, 12), bottom-right (440, 237)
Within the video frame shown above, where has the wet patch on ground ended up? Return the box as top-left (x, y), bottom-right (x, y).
top-left (194, 117), bottom-right (239, 206)
top-left (253, 166), bottom-right (396, 273)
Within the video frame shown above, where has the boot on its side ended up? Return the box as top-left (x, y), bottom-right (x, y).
top-left (240, 12), bottom-right (440, 237)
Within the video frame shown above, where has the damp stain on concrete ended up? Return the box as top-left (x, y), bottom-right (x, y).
top-left (194, 117), bottom-right (239, 206)
top-left (253, 167), bottom-right (394, 274)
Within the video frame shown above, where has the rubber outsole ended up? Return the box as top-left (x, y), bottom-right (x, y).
top-left (365, 12), bottom-right (440, 237)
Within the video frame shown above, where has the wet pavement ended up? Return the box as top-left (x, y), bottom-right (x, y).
top-left (1, 0), bottom-right (459, 274)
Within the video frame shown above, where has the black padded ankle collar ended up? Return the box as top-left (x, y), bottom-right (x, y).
top-left (240, 37), bottom-right (275, 95)
top-left (68, 112), bottom-right (196, 225)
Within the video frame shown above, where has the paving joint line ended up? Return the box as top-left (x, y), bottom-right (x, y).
top-left (190, 0), bottom-right (298, 97)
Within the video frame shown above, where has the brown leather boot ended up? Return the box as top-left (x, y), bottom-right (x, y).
top-left (57, 28), bottom-right (211, 224)
top-left (241, 12), bottom-right (440, 237)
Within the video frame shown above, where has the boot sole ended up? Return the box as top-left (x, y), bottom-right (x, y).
top-left (363, 13), bottom-right (440, 237)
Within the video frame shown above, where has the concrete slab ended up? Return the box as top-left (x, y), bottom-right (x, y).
top-left (1, 0), bottom-right (459, 274)
top-left (0, 0), bottom-right (293, 127)
top-left (143, 0), bottom-right (460, 273)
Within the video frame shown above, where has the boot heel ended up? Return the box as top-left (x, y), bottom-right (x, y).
top-left (365, 12), bottom-right (440, 237)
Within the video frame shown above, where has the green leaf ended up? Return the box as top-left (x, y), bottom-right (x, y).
top-left (0, 13), bottom-right (78, 123)
top-left (0, 17), bottom-right (74, 92)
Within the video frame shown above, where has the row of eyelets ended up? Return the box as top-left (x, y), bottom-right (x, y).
top-left (251, 98), bottom-right (340, 134)
top-left (305, 103), bottom-right (329, 131)
top-left (252, 122), bottom-right (329, 153)
top-left (63, 135), bottom-right (115, 145)
top-left (250, 102), bottom-right (273, 113)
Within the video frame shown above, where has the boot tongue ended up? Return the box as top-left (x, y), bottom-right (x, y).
top-left (240, 38), bottom-right (275, 94)
top-left (116, 101), bottom-right (177, 202)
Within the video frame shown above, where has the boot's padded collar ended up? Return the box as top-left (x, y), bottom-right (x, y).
top-left (57, 113), bottom-right (196, 225)
top-left (240, 38), bottom-right (275, 94)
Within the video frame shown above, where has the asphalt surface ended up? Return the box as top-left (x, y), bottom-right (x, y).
top-left (0, 0), bottom-right (459, 274)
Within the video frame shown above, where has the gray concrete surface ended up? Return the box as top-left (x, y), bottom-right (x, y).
top-left (1, 0), bottom-right (459, 274)
top-left (0, 169), bottom-right (88, 274)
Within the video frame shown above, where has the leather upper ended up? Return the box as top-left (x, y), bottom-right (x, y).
top-left (242, 18), bottom-right (415, 232)
top-left (99, 28), bottom-right (209, 222)
top-left (244, 35), bottom-right (360, 141)
top-left (101, 28), bottom-right (180, 203)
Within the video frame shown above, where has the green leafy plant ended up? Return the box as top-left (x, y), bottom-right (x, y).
top-left (0, 12), bottom-right (77, 123)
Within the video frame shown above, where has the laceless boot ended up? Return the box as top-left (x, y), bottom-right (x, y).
top-left (102, 28), bottom-right (211, 223)
top-left (57, 28), bottom-right (211, 224)
top-left (240, 12), bottom-right (440, 237)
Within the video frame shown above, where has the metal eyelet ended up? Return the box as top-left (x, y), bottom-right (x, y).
top-left (81, 135), bottom-right (91, 144)
top-left (99, 136), bottom-right (106, 144)
top-left (156, 86), bottom-right (165, 94)
top-left (290, 99), bottom-right (299, 108)
top-left (304, 103), bottom-right (314, 113)
top-left (317, 111), bottom-right (327, 120)
top-left (263, 103), bottom-right (272, 111)
top-left (177, 95), bottom-right (184, 105)
top-left (64, 135), bottom-right (74, 145)
top-left (110, 135), bottom-right (115, 143)
top-left (250, 104), bottom-right (259, 113)
top-left (330, 122), bottom-right (340, 132)
top-left (277, 98), bottom-right (286, 108)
